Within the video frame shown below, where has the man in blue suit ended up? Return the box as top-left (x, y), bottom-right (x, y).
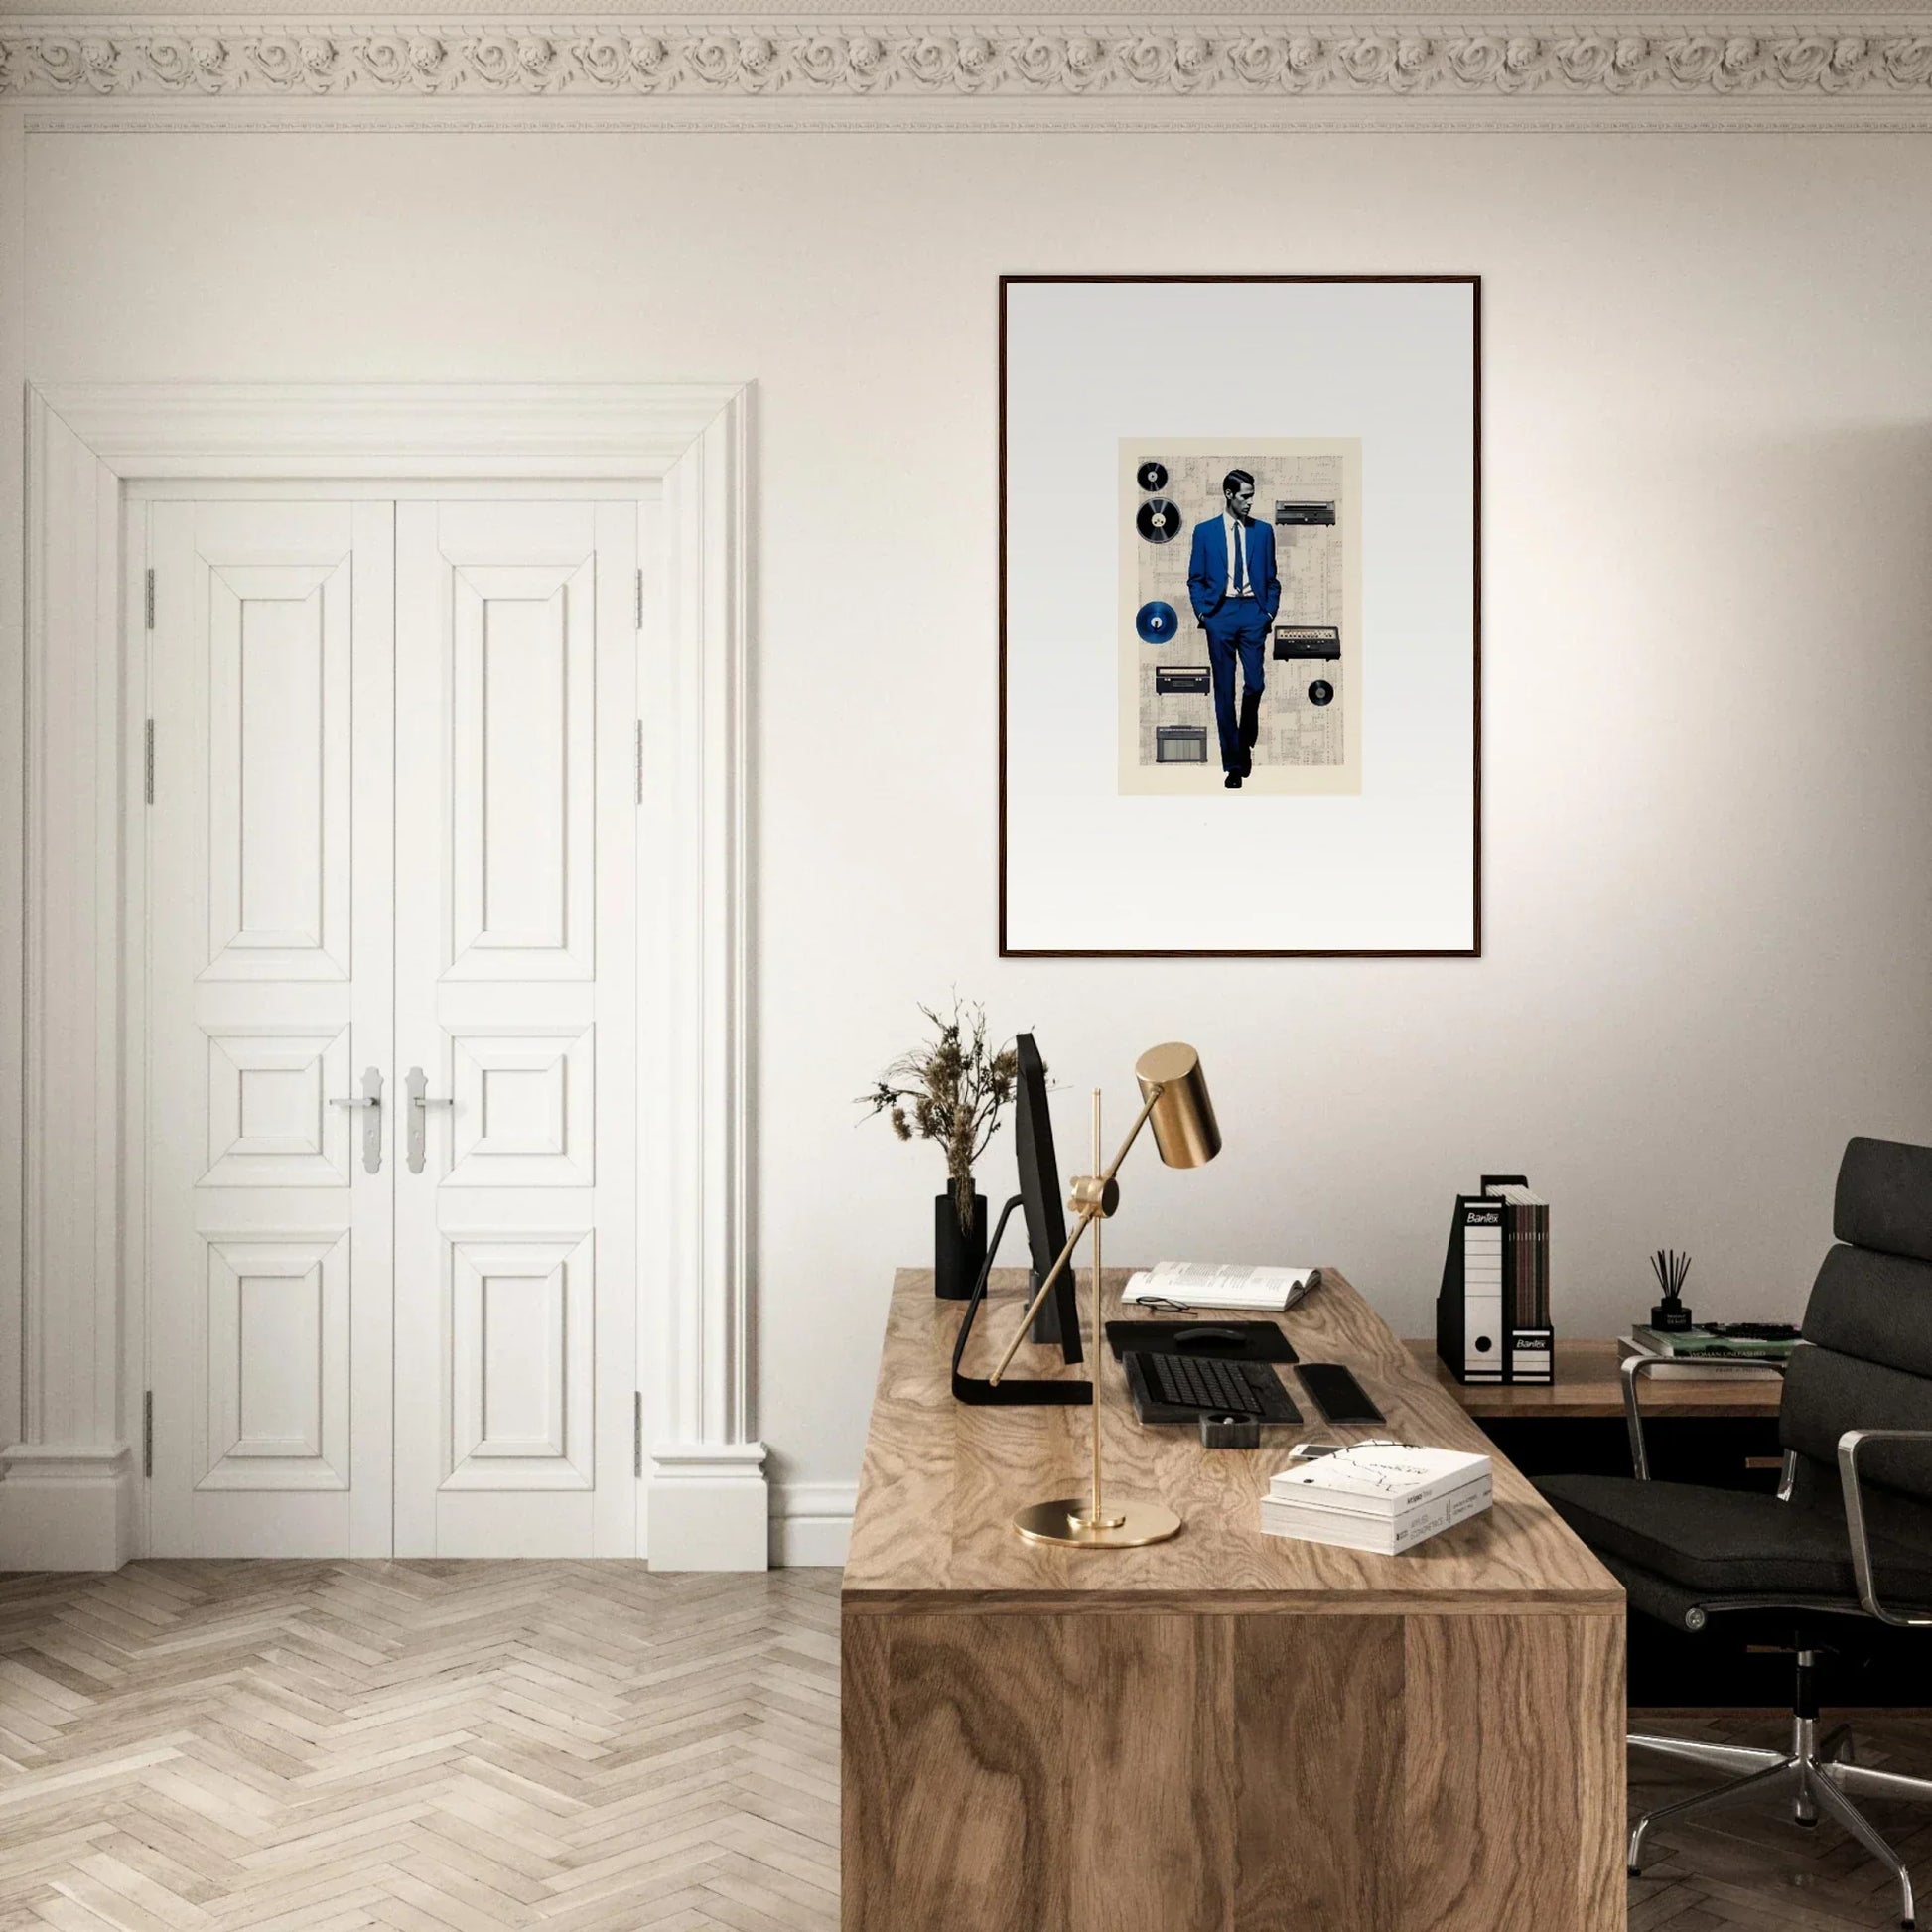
top-left (1186, 470), bottom-right (1280, 789)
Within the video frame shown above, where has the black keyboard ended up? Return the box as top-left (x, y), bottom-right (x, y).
top-left (1125, 1351), bottom-right (1302, 1424)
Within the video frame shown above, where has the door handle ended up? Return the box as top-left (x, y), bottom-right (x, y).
top-left (405, 1066), bottom-right (454, 1175)
top-left (329, 1066), bottom-right (384, 1174)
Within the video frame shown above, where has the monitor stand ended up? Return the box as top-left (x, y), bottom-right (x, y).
top-left (1030, 1275), bottom-right (1072, 1348)
top-left (951, 1195), bottom-right (1092, 1407)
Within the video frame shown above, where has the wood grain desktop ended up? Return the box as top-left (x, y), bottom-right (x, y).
top-left (842, 1268), bottom-right (1627, 1932)
top-left (1409, 1336), bottom-right (1784, 1421)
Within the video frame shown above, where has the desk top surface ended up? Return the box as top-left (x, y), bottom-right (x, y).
top-left (1407, 1337), bottom-right (1785, 1420)
top-left (843, 1268), bottom-right (1621, 1615)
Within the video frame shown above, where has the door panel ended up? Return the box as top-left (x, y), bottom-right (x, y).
top-left (448, 563), bottom-right (596, 978)
top-left (201, 1231), bottom-right (350, 1490)
top-left (147, 500), bottom-right (395, 1557)
top-left (393, 500), bottom-right (637, 1557)
top-left (204, 566), bottom-right (352, 978)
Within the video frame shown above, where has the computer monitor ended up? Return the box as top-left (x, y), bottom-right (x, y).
top-left (1013, 1033), bottom-right (1083, 1363)
top-left (948, 1032), bottom-right (1090, 1406)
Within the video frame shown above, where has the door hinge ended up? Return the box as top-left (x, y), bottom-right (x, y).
top-left (144, 569), bottom-right (155, 631)
top-left (142, 1391), bottom-right (153, 1478)
top-left (633, 1392), bottom-right (643, 1479)
top-left (144, 720), bottom-right (155, 805)
top-left (634, 720), bottom-right (644, 805)
top-left (635, 568), bottom-right (643, 631)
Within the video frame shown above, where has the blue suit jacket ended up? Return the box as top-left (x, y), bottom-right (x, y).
top-left (1187, 515), bottom-right (1280, 624)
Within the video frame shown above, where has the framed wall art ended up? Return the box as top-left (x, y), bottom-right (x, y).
top-left (999, 275), bottom-right (1480, 957)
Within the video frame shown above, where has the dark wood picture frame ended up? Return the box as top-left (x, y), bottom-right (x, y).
top-left (998, 273), bottom-right (1482, 959)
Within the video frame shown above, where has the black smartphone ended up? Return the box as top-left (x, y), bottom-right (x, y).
top-left (1297, 1363), bottom-right (1385, 1426)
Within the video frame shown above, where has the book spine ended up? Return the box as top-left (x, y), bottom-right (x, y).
top-left (1263, 1477), bottom-right (1493, 1552)
top-left (1538, 1201), bottom-right (1550, 1328)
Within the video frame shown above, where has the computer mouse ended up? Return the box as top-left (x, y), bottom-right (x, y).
top-left (1173, 1325), bottom-right (1246, 1351)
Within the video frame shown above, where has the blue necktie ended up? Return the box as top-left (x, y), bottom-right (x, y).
top-left (1232, 518), bottom-right (1246, 596)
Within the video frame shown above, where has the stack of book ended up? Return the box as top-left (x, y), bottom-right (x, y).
top-left (1259, 1444), bottom-right (1493, 1555)
top-left (1618, 1324), bottom-right (1797, 1381)
top-left (1496, 1185), bottom-right (1550, 1336)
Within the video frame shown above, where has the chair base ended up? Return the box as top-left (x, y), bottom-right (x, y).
top-left (1630, 1701), bottom-right (1932, 1929)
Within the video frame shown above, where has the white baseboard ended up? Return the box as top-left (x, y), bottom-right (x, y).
top-left (647, 1442), bottom-right (769, 1571)
top-left (0, 1445), bottom-right (138, 1572)
top-left (770, 1481), bottom-right (854, 1568)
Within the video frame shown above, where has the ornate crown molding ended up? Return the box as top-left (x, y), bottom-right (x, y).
top-left (4, 17), bottom-right (1932, 116)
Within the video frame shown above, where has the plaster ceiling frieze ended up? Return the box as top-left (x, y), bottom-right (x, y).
top-left (3, 16), bottom-right (1932, 118)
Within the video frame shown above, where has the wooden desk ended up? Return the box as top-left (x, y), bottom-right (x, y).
top-left (1408, 1337), bottom-right (1784, 1420)
top-left (844, 1269), bottom-right (1626, 1932)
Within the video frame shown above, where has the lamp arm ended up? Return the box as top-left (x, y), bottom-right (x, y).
top-left (987, 1085), bottom-right (1165, 1388)
top-left (1097, 1086), bottom-right (1164, 1188)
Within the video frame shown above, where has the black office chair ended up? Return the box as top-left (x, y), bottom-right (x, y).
top-left (1538, 1136), bottom-right (1932, 1931)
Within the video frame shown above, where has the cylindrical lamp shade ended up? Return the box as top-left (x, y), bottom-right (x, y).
top-left (1134, 1042), bottom-right (1221, 1169)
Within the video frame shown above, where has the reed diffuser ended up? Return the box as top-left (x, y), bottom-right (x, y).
top-left (1649, 1248), bottom-right (1694, 1332)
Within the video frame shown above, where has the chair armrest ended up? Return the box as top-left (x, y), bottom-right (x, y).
top-left (1838, 1429), bottom-right (1932, 1627)
top-left (1621, 1351), bottom-right (1788, 1481)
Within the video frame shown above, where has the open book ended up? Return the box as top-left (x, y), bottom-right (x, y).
top-left (1120, 1261), bottom-right (1318, 1313)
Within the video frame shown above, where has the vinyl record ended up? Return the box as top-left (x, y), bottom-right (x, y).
top-left (1136, 460), bottom-right (1169, 492)
top-left (1308, 679), bottom-right (1335, 707)
top-left (1135, 601), bottom-right (1180, 644)
top-left (1137, 498), bottom-right (1181, 545)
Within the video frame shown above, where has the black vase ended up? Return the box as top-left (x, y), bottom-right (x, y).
top-left (934, 1185), bottom-right (989, 1301)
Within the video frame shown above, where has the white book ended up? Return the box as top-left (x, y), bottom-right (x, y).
top-left (1121, 1261), bottom-right (1317, 1313)
top-left (1268, 1444), bottom-right (1490, 1516)
top-left (1260, 1474), bottom-right (1492, 1555)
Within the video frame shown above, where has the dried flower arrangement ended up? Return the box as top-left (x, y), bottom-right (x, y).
top-left (860, 998), bottom-right (1021, 1235)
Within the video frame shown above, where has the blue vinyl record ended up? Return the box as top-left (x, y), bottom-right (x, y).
top-left (1136, 601), bottom-right (1180, 644)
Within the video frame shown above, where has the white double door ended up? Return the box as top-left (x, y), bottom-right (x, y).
top-left (145, 493), bottom-right (640, 1557)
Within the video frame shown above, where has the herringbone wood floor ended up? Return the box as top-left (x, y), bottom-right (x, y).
top-left (0, 1563), bottom-right (840, 1931)
top-left (2, 1564), bottom-right (1930, 1929)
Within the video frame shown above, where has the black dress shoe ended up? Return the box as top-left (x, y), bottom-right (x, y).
top-left (1224, 771), bottom-right (1242, 789)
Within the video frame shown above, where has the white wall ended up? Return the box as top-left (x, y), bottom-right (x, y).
top-left (21, 126), bottom-right (1932, 1531)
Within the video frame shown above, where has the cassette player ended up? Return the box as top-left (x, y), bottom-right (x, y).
top-left (1273, 624), bottom-right (1341, 661)
top-left (1155, 665), bottom-right (1212, 696)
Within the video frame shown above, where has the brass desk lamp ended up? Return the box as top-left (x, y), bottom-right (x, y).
top-left (987, 1041), bottom-right (1221, 1548)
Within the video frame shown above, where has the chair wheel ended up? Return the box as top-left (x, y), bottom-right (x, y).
top-left (1795, 1816), bottom-right (1818, 1829)
top-left (1627, 1867), bottom-right (1640, 1877)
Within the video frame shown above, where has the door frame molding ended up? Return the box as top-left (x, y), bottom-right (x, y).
top-left (4, 382), bottom-right (765, 1572)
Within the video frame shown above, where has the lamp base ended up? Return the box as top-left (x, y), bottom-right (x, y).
top-left (1012, 1496), bottom-right (1182, 1548)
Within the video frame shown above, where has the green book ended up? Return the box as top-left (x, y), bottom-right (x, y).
top-left (1631, 1325), bottom-right (1797, 1360)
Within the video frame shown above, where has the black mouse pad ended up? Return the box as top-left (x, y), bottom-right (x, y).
top-left (1104, 1320), bottom-right (1298, 1365)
